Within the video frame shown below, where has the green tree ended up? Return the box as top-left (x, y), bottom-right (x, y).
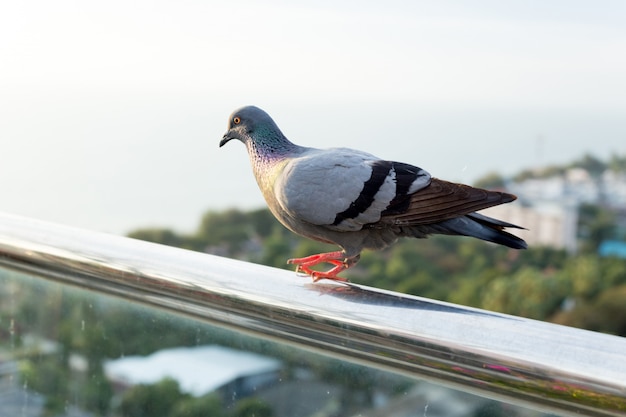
top-left (601, 257), bottom-right (626, 288)
top-left (608, 153), bottom-right (626, 172)
top-left (571, 153), bottom-right (606, 177)
top-left (561, 255), bottom-right (602, 299)
top-left (473, 171), bottom-right (506, 189)
top-left (248, 208), bottom-right (284, 239)
top-left (83, 363), bottom-right (114, 415)
top-left (257, 228), bottom-right (295, 269)
top-left (194, 209), bottom-right (253, 253)
top-left (577, 204), bottom-right (616, 253)
top-left (233, 397), bottom-right (273, 417)
top-left (553, 284), bottom-right (626, 337)
top-left (170, 394), bottom-right (224, 417)
top-left (127, 228), bottom-right (187, 249)
top-left (20, 356), bottom-right (70, 416)
top-left (117, 378), bottom-right (188, 417)
top-left (480, 267), bottom-right (567, 320)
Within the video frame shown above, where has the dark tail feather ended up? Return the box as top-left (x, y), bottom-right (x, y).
top-left (435, 213), bottom-right (528, 249)
top-left (466, 212), bottom-right (525, 230)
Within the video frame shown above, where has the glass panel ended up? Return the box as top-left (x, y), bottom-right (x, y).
top-left (0, 267), bottom-right (559, 417)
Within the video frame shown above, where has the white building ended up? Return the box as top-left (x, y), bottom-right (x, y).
top-left (508, 168), bottom-right (602, 205)
top-left (105, 345), bottom-right (282, 399)
top-left (602, 170), bottom-right (626, 207)
top-left (494, 166), bottom-right (626, 252)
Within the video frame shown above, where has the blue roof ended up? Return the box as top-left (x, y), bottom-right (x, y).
top-left (598, 240), bottom-right (626, 259)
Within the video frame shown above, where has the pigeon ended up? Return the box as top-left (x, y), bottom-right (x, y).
top-left (220, 105), bottom-right (527, 282)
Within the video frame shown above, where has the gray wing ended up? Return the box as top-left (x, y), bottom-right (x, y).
top-left (274, 148), bottom-right (431, 231)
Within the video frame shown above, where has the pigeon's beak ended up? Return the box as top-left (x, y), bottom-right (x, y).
top-left (220, 128), bottom-right (245, 147)
top-left (220, 128), bottom-right (241, 147)
top-left (219, 134), bottom-right (232, 147)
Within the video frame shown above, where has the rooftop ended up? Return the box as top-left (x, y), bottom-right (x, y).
top-left (105, 345), bottom-right (282, 396)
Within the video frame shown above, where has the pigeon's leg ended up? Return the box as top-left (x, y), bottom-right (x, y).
top-left (287, 252), bottom-right (360, 282)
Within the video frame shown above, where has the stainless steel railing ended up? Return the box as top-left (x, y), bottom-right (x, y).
top-left (0, 212), bottom-right (624, 416)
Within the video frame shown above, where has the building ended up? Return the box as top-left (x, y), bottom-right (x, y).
top-left (105, 345), bottom-right (282, 401)
top-left (487, 166), bottom-right (626, 253)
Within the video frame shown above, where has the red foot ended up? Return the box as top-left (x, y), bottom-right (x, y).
top-left (287, 251), bottom-right (358, 282)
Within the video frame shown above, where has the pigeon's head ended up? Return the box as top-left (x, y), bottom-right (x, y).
top-left (220, 106), bottom-right (284, 148)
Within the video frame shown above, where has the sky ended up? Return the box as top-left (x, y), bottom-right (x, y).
top-left (1, 0), bottom-right (625, 235)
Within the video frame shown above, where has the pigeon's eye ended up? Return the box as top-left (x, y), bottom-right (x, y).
top-left (233, 116), bottom-right (241, 125)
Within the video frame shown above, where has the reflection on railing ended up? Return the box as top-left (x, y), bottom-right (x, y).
top-left (0, 212), bottom-right (625, 417)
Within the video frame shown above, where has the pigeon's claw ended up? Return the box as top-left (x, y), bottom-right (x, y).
top-left (287, 251), bottom-right (359, 282)
top-left (310, 268), bottom-right (349, 283)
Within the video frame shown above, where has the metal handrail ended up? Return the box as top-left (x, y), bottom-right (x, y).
top-left (0, 212), bottom-right (624, 416)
